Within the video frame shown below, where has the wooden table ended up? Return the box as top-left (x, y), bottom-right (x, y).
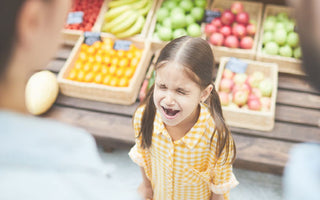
top-left (43, 44), bottom-right (320, 175)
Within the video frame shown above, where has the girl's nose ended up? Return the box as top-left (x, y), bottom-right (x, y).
top-left (164, 93), bottom-right (175, 106)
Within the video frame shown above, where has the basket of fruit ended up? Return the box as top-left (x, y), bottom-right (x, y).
top-left (96, 0), bottom-right (157, 39)
top-left (215, 57), bottom-right (278, 131)
top-left (204, 0), bottom-right (263, 62)
top-left (57, 33), bottom-right (152, 105)
top-left (256, 4), bottom-right (304, 75)
top-left (148, 0), bottom-right (207, 43)
top-left (62, 0), bottom-right (107, 45)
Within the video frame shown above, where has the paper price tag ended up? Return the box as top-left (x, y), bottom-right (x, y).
top-left (84, 32), bottom-right (101, 45)
top-left (225, 57), bottom-right (248, 74)
top-left (113, 40), bottom-right (132, 51)
top-left (66, 11), bottom-right (84, 25)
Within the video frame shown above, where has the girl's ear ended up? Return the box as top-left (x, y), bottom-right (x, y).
top-left (200, 84), bottom-right (213, 103)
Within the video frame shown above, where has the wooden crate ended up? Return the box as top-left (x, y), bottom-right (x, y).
top-left (256, 4), bottom-right (304, 75)
top-left (57, 33), bottom-right (153, 105)
top-left (61, 0), bottom-right (108, 45)
top-left (215, 57), bottom-right (278, 131)
top-left (93, 0), bottom-right (157, 40)
top-left (208, 0), bottom-right (263, 62)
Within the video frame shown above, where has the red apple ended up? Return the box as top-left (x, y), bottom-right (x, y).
top-left (248, 97), bottom-right (262, 111)
top-left (232, 82), bottom-right (251, 95)
top-left (251, 88), bottom-right (262, 98)
top-left (240, 36), bottom-right (253, 49)
top-left (209, 32), bottom-right (224, 46)
top-left (246, 23), bottom-right (256, 36)
top-left (233, 90), bottom-right (248, 106)
top-left (222, 69), bottom-right (235, 79)
top-left (211, 18), bottom-right (223, 29)
top-left (232, 23), bottom-right (247, 39)
top-left (231, 2), bottom-right (244, 14)
top-left (205, 23), bottom-right (217, 36)
top-left (236, 11), bottom-right (250, 25)
top-left (219, 78), bottom-right (234, 93)
top-left (219, 25), bottom-right (232, 37)
top-left (221, 10), bottom-right (235, 26)
top-left (218, 91), bottom-right (230, 106)
top-left (224, 35), bottom-right (239, 48)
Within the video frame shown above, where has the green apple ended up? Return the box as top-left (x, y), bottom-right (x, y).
top-left (190, 7), bottom-right (204, 22)
top-left (263, 20), bottom-right (276, 31)
top-left (156, 7), bottom-right (169, 23)
top-left (187, 23), bottom-right (201, 37)
top-left (171, 7), bottom-right (185, 15)
top-left (158, 27), bottom-right (172, 41)
top-left (162, 18), bottom-right (172, 29)
top-left (285, 20), bottom-right (295, 32)
top-left (266, 16), bottom-right (277, 22)
top-left (262, 31), bottom-right (274, 44)
top-left (265, 41), bottom-right (279, 55)
top-left (185, 14), bottom-right (195, 26)
top-left (195, 0), bottom-right (206, 8)
top-left (277, 12), bottom-right (289, 22)
top-left (293, 47), bottom-right (302, 59)
top-left (279, 45), bottom-right (293, 57)
top-left (286, 32), bottom-right (299, 48)
top-left (275, 22), bottom-right (286, 30)
top-left (155, 23), bottom-right (162, 32)
top-left (171, 12), bottom-right (186, 29)
top-left (163, 1), bottom-right (177, 11)
top-left (259, 79), bottom-right (273, 97)
top-left (173, 28), bottom-right (188, 39)
top-left (180, 0), bottom-right (193, 12)
top-left (273, 29), bottom-right (287, 45)
top-left (152, 32), bottom-right (161, 41)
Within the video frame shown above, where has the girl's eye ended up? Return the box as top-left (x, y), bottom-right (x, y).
top-left (177, 89), bottom-right (186, 95)
top-left (159, 84), bottom-right (167, 89)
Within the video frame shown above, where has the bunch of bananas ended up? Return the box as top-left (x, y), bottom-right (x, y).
top-left (101, 0), bottom-right (152, 38)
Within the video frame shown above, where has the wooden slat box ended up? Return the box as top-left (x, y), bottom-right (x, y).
top-left (207, 0), bottom-right (263, 62)
top-left (215, 57), bottom-right (278, 131)
top-left (57, 33), bottom-right (153, 105)
top-left (256, 4), bottom-right (304, 75)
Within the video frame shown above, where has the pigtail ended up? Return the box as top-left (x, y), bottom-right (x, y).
top-left (209, 82), bottom-right (236, 165)
top-left (137, 84), bottom-right (156, 149)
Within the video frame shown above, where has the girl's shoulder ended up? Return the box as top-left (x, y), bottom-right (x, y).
top-left (134, 104), bottom-right (146, 119)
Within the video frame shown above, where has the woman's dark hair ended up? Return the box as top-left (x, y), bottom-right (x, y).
top-left (137, 36), bottom-right (236, 164)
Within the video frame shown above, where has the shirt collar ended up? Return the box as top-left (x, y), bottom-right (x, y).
top-left (153, 103), bottom-right (212, 149)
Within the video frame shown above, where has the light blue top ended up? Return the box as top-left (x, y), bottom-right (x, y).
top-left (0, 111), bottom-right (111, 200)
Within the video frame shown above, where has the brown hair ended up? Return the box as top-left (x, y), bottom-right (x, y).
top-left (0, 0), bottom-right (51, 78)
top-left (137, 36), bottom-right (236, 164)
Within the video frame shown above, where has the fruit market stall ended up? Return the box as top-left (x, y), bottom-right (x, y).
top-left (34, 0), bottom-right (320, 175)
top-left (42, 42), bottom-right (320, 175)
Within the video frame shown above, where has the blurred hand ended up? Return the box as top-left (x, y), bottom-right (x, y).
top-left (138, 182), bottom-right (153, 200)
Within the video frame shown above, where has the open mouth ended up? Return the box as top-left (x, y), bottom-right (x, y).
top-left (162, 106), bottom-right (180, 118)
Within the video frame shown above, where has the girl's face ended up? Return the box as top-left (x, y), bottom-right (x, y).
top-left (153, 62), bottom-right (210, 128)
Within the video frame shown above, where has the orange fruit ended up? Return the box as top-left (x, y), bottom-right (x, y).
top-left (81, 44), bottom-right (89, 52)
top-left (118, 57), bottom-right (129, 68)
top-left (87, 46), bottom-right (95, 55)
top-left (109, 49), bottom-right (116, 57)
top-left (111, 57), bottom-right (119, 66)
top-left (126, 51), bottom-right (134, 60)
top-left (109, 77), bottom-right (118, 87)
top-left (135, 50), bottom-right (143, 59)
top-left (78, 52), bottom-right (87, 61)
top-left (92, 63), bottom-right (101, 73)
top-left (95, 54), bottom-right (103, 63)
top-left (101, 65), bottom-right (109, 75)
top-left (67, 69), bottom-right (78, 80)
top-left (76, 70), bottom-right (85, 82)
top-left (102, 75), bottom-right (112, 85)
top-left (109, 65), bottom-right (117, 76)
top-left (88, 55), bottom-right (95, 63)
top-left (118, 77), bottom-right (129, 87)
top-left (115, 68), bottom-right (125, 77)
top-left (74, 61), bottom-right (83, 70)
top-left (94, 73), bottom-right (104, 84)
top-left (124, 67), bottom-right (135, 78)
top-left (130, 57), bottom-right (139, 68)
top-left (116, 50), bottom-right (125, 58)
top-left (82, 62), bottom-right (92, 72)
top-left (103, 56), bottom-right (111, 65)
top-left (92, 41), bottom-right (102, 50)
top-left (84, 71), bottom-right (95, 82)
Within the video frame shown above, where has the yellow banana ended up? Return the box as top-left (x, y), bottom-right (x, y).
top-left (111, 11), bottom-right (140, 34)
top-left (104, 5), bottom-right (131, 22)
top-left (138, 0), bottom-right (152, 16)
top-left (108, 0), bottom-right (139, 8)
top-left (102, 10), bottom-right (136, 32)
top-left (115, 15), bottom-right (145, 38)
top-left (131, 0), bottom-right (149, 10)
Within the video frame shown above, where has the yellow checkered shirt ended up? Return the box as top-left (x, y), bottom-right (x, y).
top-left (129, 103), bottom-right (238, 200)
